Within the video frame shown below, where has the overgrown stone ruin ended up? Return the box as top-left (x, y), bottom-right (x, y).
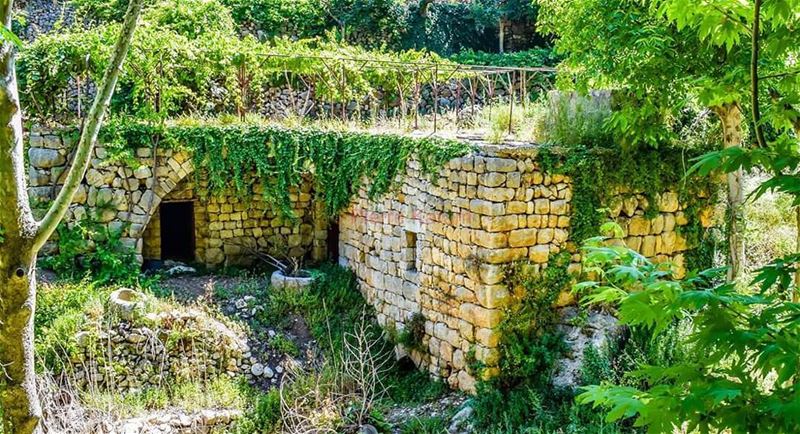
top-left (71, 288), bottom-right (247, 392)
top-left (337, 143), bottom-right (706, 391)
top-left (29, 129), bottom-right (711, 393)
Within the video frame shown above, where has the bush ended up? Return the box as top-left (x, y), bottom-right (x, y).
top-left (250, 389), bottom-right (282, 432)
top-left (70, 0), bottom-right (130, 23)
top-left (450, 48), bottom-right (559, 67)
top-left (221, 0), bottom-right (326, 39)
top-left (403, 0), bottom-right (497, 55)
top-left (142, 0), bottom-right (236, 39)
top-left (42, 215), bottom-right (140, 285)
top-left (35, 279), bottom-right (112, 372)
top-left (575, 223), bottom-right (800, 433)
top-left (469, 252), bottom-right (637, 433)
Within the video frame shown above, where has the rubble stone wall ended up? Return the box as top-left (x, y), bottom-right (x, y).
top-left (28, 128), bottom-right (326, 267)
top-left (337, 143), bottom-right (707, 392)
top-left (29, 128), bottom-right (709, 393)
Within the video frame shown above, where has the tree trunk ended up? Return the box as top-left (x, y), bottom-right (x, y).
top-left (0, 250), bottom-right (39, 434)
top-left (713, 103), bottom-right (745, 281)
top-left (498, 18), bottom-right (505, 53)
top-left (0, 0), bottom-right (144, 431)
top-left (0, 1), bottom-right (43, 431)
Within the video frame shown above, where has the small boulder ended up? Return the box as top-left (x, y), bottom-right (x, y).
top-left (448, 406), bottom-right (474, 433)
top-left (360, 424), bottom-right (378, 434)
top-left (28, 148), bottom-right (65, 168)
top-left (109, 288), bottom-right (145, 321)
top-left (251, 363), bottom-right (265, 376)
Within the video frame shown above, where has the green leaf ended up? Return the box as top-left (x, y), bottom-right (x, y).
top-left (0, 25), bottom-right (22, 48)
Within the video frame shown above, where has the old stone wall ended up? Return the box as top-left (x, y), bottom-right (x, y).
top-left (28, 128), bottom-right (326, 267)
top-left (28, 128), bottom-right (710, 393)
top-left (338, 143), bottom-right (709, 392)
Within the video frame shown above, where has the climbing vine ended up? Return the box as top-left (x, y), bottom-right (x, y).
top-left (100, 120), bottom-right (473, 219)
top-left (537, 142), bottom-right (720, 269)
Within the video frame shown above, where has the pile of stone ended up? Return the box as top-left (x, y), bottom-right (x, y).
top-left (20, 0), bottom-right (76, 41)
top-left (112, 409), bottom-right (241, 434)
top-left (250, 80), bottom-right (516, 122)
top-left (71, 289), bottom-right (248, 392)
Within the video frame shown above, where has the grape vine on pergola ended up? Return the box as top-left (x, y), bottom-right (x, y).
top-left (247, 52), bottom-right (556, 133)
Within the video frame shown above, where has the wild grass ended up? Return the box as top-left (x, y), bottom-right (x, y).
top-left (173, 98), bottom-right (551, 144)
top-left (83, 376), bottom-right (246, 417)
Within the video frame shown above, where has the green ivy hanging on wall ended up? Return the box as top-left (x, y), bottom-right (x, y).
top-left (100, 120), bottom-right (474, 220)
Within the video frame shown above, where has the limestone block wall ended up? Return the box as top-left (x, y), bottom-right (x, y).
top-left (338, 143), bottom-right (706, 392)
top-left (28, 128), bottom-right (326, 267)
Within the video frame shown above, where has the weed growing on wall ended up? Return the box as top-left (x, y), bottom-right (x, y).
top-left (100, 120), bottom-right (474, 219)
top-left (397, 312), bottom-right (426, 352)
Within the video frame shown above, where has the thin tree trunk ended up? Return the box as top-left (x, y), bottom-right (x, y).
top-left (0, 252), bottom-right (39, 434)
top-left (713, 103), bottom-right (745, 281)
top-left (794, 121), bottom-right (800, 301)
top-left (498, 18), bottom-right (505, 53)
top-left (0, 0), bottom-right (143, 432)
top-left (795, 207), bottom-right (799, 302)
top-left (0, 0), bottom-right (45, 430)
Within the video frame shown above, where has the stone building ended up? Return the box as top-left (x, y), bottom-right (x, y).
top-left (28, 129), bottom-right (709, 392)
top-left (336, 143), bottom-right (705, 392)
top-left (27, 129), bottom-right (328, 267)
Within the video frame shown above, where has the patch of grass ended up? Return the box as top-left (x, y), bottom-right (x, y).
top-left (386, 362), bottom-right (448, 405)
top-left (35, 279), bottom-right (113, 372)
top-left (743, 174), bottom-right (797, 275)
top-left (172, 376), bottom-right (246, 411)
top-left (268, 333), bottom-right (300, 357)
top-left (83, 376), bottom-right (247, 418)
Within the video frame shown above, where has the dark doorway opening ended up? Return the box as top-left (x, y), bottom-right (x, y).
top-left (160, 201), bottom-right (195, 262)
top-left (327, 219), bottom-right (340, 262)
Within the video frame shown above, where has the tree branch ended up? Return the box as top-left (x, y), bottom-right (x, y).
top-left (760, 68), bottom-right (800, 80)
top-left (751, 0), bottom-right (767, 149)
top-left (32, 0), bottom-right (144, 250)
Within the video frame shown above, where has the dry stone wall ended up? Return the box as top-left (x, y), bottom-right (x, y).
top-left (27, 128), bottom-right (326, 267)
top-left (28, 128), bottom-right (711, 393)
top-left (338, 143), bottom-right (710, 392)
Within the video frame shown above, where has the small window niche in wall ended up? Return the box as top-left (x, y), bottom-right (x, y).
top-left (404, 230), bottom-right (418, 272)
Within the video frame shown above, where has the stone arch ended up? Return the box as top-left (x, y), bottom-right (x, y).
top-left (133, 149), bottom-right (197, 263)
top-left (29, 129), bottom-right (328, 267)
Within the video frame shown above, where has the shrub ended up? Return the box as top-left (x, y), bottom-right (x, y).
top-left (575, 222), bottom-right (800, 433)
top-left (142, 0), bottom-right (236, 39)
top-left (35, 280), bottom-right (112, 372)
top-left (469, 251), bottom-right (637, 433)
top-left (451, 48), bottom-right (559, 68)
top-left (221, 0), bottom-right (326, 39)
top-left (42, 215), bottom-right (140, 285)
top-left (403, 0), bottom-right (496, 55)
top-left (267, 333), bottom-right (300, 357)
top-left (70, 0), bottom-right (130, 23)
